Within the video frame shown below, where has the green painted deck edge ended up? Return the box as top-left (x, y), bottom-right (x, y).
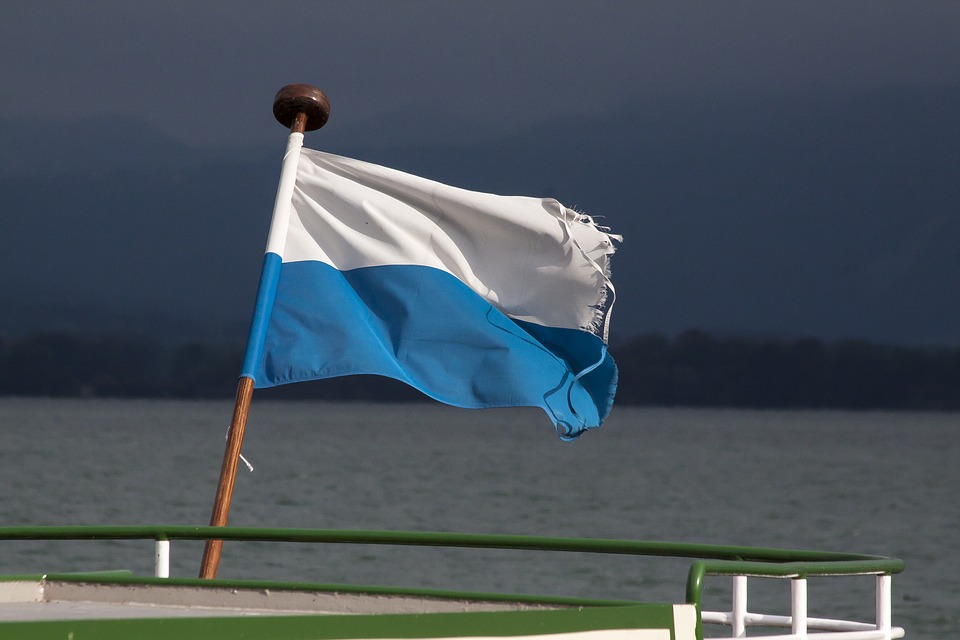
top-left (0, 601), bottom-right (679, 640)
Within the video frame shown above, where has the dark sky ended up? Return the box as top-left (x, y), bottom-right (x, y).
top-left (4, 2), bottom-right (957, 146)
top-left (2, 2), bottom-right (959, 345)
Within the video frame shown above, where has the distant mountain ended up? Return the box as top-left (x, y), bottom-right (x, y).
top-left (0, 138), bottom-right (277, 343)
top-left (1, 82), bottom-right (958, 345)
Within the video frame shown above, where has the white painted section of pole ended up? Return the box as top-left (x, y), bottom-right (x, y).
top-left (155, 539), bottom-right (170, 578)
top-left (264, 131), bottom-right (305, 258)
top-left (732, 575), bottom-right (748, 637)
top-left (792, 578), bottom-right (808, 637)
top-left (876, 574), bottom-right (892, 637)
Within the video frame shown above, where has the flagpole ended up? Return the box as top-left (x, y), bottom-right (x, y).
top-left (199, 84), bottom-right (330, 579)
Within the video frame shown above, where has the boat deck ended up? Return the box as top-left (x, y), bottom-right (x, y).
top-left (0, 527), bottom-right (905, 639)
top-left (0, 579), bottom-right (561, 621)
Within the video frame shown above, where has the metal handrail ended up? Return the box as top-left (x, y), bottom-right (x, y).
top-left (0, 526), bottom-right (905, 640)
top-left (0, 525), bottom-right (902, 562)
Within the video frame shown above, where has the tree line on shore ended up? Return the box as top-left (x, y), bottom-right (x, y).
top-left (1, 330), bottom-right (958, 410)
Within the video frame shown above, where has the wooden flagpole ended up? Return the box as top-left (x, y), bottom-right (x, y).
top-left (199, 84), bottom-right (330, 579)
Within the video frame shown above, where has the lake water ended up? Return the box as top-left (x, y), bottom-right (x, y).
top-left (0, 398), bottom-right (956, 637)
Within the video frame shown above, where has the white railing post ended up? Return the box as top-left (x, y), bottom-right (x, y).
top-left (732, 575), bottom-right (748, 637)
top-left (876, 574), bottom-right (892, 637)
top-left (791, 578), bottom-right (808, 637)
top-left (155, 539), bottom-right (170, 578)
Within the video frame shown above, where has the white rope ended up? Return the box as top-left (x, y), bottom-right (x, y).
top-left (225, 426), bottom-right (254, 472)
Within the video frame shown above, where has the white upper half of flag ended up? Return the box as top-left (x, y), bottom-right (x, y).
top-left (269, 148), bottom-right (619, 337)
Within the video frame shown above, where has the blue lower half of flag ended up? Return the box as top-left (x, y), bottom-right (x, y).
top-left (242, 256), bottom-right (617, 438)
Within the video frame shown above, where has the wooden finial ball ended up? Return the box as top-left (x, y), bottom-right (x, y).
top-left (273, 84), bottom-right (330, 131)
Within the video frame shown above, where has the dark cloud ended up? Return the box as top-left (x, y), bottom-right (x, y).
top-left (1, 1), bottom-right (959, 345)
top-left (2, 2), bottom-right (958, 146)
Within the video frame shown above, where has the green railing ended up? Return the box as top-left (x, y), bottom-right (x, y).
top-left (0, 526), bottom-right (904, 639)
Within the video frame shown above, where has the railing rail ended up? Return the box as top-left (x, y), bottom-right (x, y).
top-left (688, 561), bottom-right (903, 639)
top-left (0, 526), bottom-right (904, 640)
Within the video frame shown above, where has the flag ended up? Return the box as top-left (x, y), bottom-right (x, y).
top-left (240, 147), bottom-right (619, 439)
